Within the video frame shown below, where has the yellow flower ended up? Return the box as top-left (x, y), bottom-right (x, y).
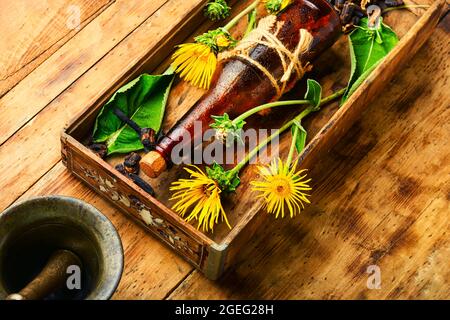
top-left (251, 158), bottom-right (311, 218)
top-left (170, 165), bottom-right (230, 232)
top-left (171, 28), bottom-right (234, 90)
top-left (171, 43), bottom-right (217, 90)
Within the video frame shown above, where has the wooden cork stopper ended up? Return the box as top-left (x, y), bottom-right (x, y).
top-left (141, 151), bottom-right (167, 178)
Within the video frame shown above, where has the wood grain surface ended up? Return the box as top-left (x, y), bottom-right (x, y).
top-left (0, 0), bottom-right (171, 145)
top-left (0, 0), bottom-right (448, 299)
top-left (0, 0), bottom-right (113, 98)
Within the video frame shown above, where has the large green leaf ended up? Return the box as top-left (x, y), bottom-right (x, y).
top-left (93, 73), bottom-right (174, 155)
top-left (342, 17), bottom-right (398, 103)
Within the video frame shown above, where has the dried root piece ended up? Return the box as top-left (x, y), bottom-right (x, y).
top-left (89, 143), bottom-right (107, 159)
top-left (115, 152), bottom-right (155, 196)
top-left (328, 0), bottom-right (405, 33)
top-left (140, 128), bottom-right (156, 153)
top-left (340, 2), bottom-right (356, 24)
top-left (115, 163), bottom-right (127, 175)
top-left (124, 152), bottom-right (142, 174)
top-left (385, 0), bottom-right (404, 7)
top-left (128, 173), bottom-right (155, 196)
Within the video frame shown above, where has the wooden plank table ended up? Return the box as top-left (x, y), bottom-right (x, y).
top-left (0, 0), bottom-right (448, 299)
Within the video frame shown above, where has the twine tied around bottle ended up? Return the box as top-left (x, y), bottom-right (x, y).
top-left (219, 15), bottom-right (314, 98)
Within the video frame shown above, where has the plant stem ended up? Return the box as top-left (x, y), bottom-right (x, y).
top-left (233, 86), bottom-right (345, 125)
top-left (319, 87), bottom-right (346, 104)
top-left (383, 4), bottom-right (429, 13)
top-left (223, 1), bottom-right (260, 31)
top-left (244, 8), bottom-right (258, 38)
top-left (163, 64), bottom-right (175, 75)
top-left (227, 88), bottom-right (346, 177)
top-left (285, 125), bottom-right (298, 172)
top-left (113, 107), bottom-right (142, 135)
top-left (233, 100), bottom-right (310, 125)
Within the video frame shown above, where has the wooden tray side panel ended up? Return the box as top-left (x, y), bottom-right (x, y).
top-left (221, 212), bottom-right (267, 273)
top-left (221, 0), bottom-right (447, 274)
top-left (61, 134), bottom-right (213, 269)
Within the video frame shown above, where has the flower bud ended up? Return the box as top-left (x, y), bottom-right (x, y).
top-left (204, 0), bottom-right (231, 21)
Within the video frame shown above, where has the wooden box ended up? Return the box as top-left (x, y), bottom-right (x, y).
top-left (61, 0), bottom-right (446, 279)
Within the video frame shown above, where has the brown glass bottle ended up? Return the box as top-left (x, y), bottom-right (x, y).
top-left (141, 0), bottom-right (341, 177)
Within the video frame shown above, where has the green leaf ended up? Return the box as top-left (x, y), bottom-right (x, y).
top-left (204, 0), bottom-right (231, 22)
top-left (342, 17), bottom-right (398, 103)
top-left (206, 162), bottom-right (240, 193)
top-left (291, 120), bottom-right (307, 153)
top-left (93, 73), bottom-right (174, 155)
top-left (304, 79), bottom-right (322, 109)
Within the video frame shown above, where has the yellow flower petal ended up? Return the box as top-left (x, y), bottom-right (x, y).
top-left (251, 158), bottom-right (312, 218)
top-left (171, 43), bottom-right (217, 90)
top-left (170, 165), bottom-right (230, 232)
